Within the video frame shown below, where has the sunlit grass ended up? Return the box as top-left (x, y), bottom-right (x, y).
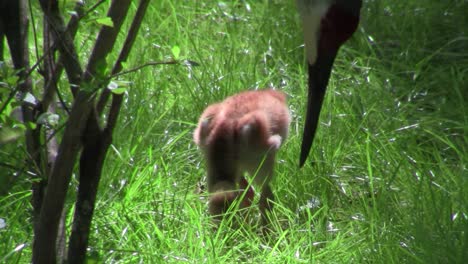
top-left (1, 0), bottom-right (467, 262)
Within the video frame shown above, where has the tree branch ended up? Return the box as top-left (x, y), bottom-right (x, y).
top-left (68, 1), bottom-right (149, 262)
top-left (0, 0), bottom-right (45, 243)
top-left (39, 0), bottom-right (83, 96)
top-left (113, 60), bottom-right (178, 78)
top-left (83, 0), bottom-right (132, 82)
top-left (31, 0), bottom-right (149, 262)
top-left (41, 0), bottom-right (84, 108)
top-left (97, 0), bottom-right (153, 114)
top-left (32, 90), bottom-right (95, 264)
top-left (42, 14), bottom-right (70, 263)
top-left (34, 0), bottom-right (127, 259)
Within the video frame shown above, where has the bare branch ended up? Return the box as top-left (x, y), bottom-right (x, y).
top-left (26, 0), bottom-right (103, 96)
top-left (83, 0), bottom-right (132, 82)
top-left (42, 0), bottom-right (85, 106)
top-left (39, 0), bottom-right (83, 96)
top-left (81, 0), bottom-right (108, 23)
top-left (105, 0), bottom-right (151, 130)
top-left (113, 60), bottom-right (178, 78)
top-left (28, 0), bottom-right (150, 262)
top-left (68, 1), bottom-right (150, 262)
top-left (33, 0), bottom-right (133, 262)
top-left (97, 60), bottom-right (175, 113)
top-left (0, 0), bottom-right (45, 243)
top-left (97, 59), bottom-right (194, 114)
top-left (112, 0), bottom-right (152, 75)
top-left (32, 90), bottom-right (95, 264)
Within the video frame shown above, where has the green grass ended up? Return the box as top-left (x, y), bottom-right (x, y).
top-left (1, 0), bottom-right (467, 262)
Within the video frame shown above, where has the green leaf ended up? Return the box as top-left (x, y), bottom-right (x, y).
top-left (13, 122), bottom-right (26, 130)
top-left (26, 121), bottom-right (37, 130)
top-left (110, 88), bottom-right (126, 95)
top-left (96, 17), bottom-right (114, 27)
top-left (95, 59), bottom-right (108, 78)
top-left (121, 61), bottom-right (129, 69)
top-left (171, 45), bottom-right (181, 60)
top-left (108, 81), bottom-right (126, 95)
top-left (0, 127), bottom-right (23, 145)
top-left (3, 102), bottom-right (12, 116)
top-left (6, 75), bottom-right (19, 86)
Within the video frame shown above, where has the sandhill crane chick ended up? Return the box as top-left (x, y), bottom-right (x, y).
top-left (194, 89), bottom-right (290, 225)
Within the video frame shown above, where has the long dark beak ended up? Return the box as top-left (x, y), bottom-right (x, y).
top-left (299, 50), bottom-right (338, 167)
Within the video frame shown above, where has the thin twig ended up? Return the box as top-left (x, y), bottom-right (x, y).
top-left (110, 60), bottom-right (177, 78)
top-left (81, 0), bottom-right (107, 21)
top-left (25, 0), bottom-right (98, 81)
top-left (28, 0), bottom-right (41, 73)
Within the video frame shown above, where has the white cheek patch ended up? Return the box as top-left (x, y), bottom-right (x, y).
top-left (298, 0), bottom-right (330, 65)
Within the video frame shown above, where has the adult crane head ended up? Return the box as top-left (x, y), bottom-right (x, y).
top-left (297, 0), bottom-right (362, 167)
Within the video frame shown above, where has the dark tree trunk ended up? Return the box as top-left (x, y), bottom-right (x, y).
top-left (0, 0), bottom-right (43, 232)
top-left (68, 109), bottom-right (112, 264)
top-left (1, 0), bottom-right (151, 262)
